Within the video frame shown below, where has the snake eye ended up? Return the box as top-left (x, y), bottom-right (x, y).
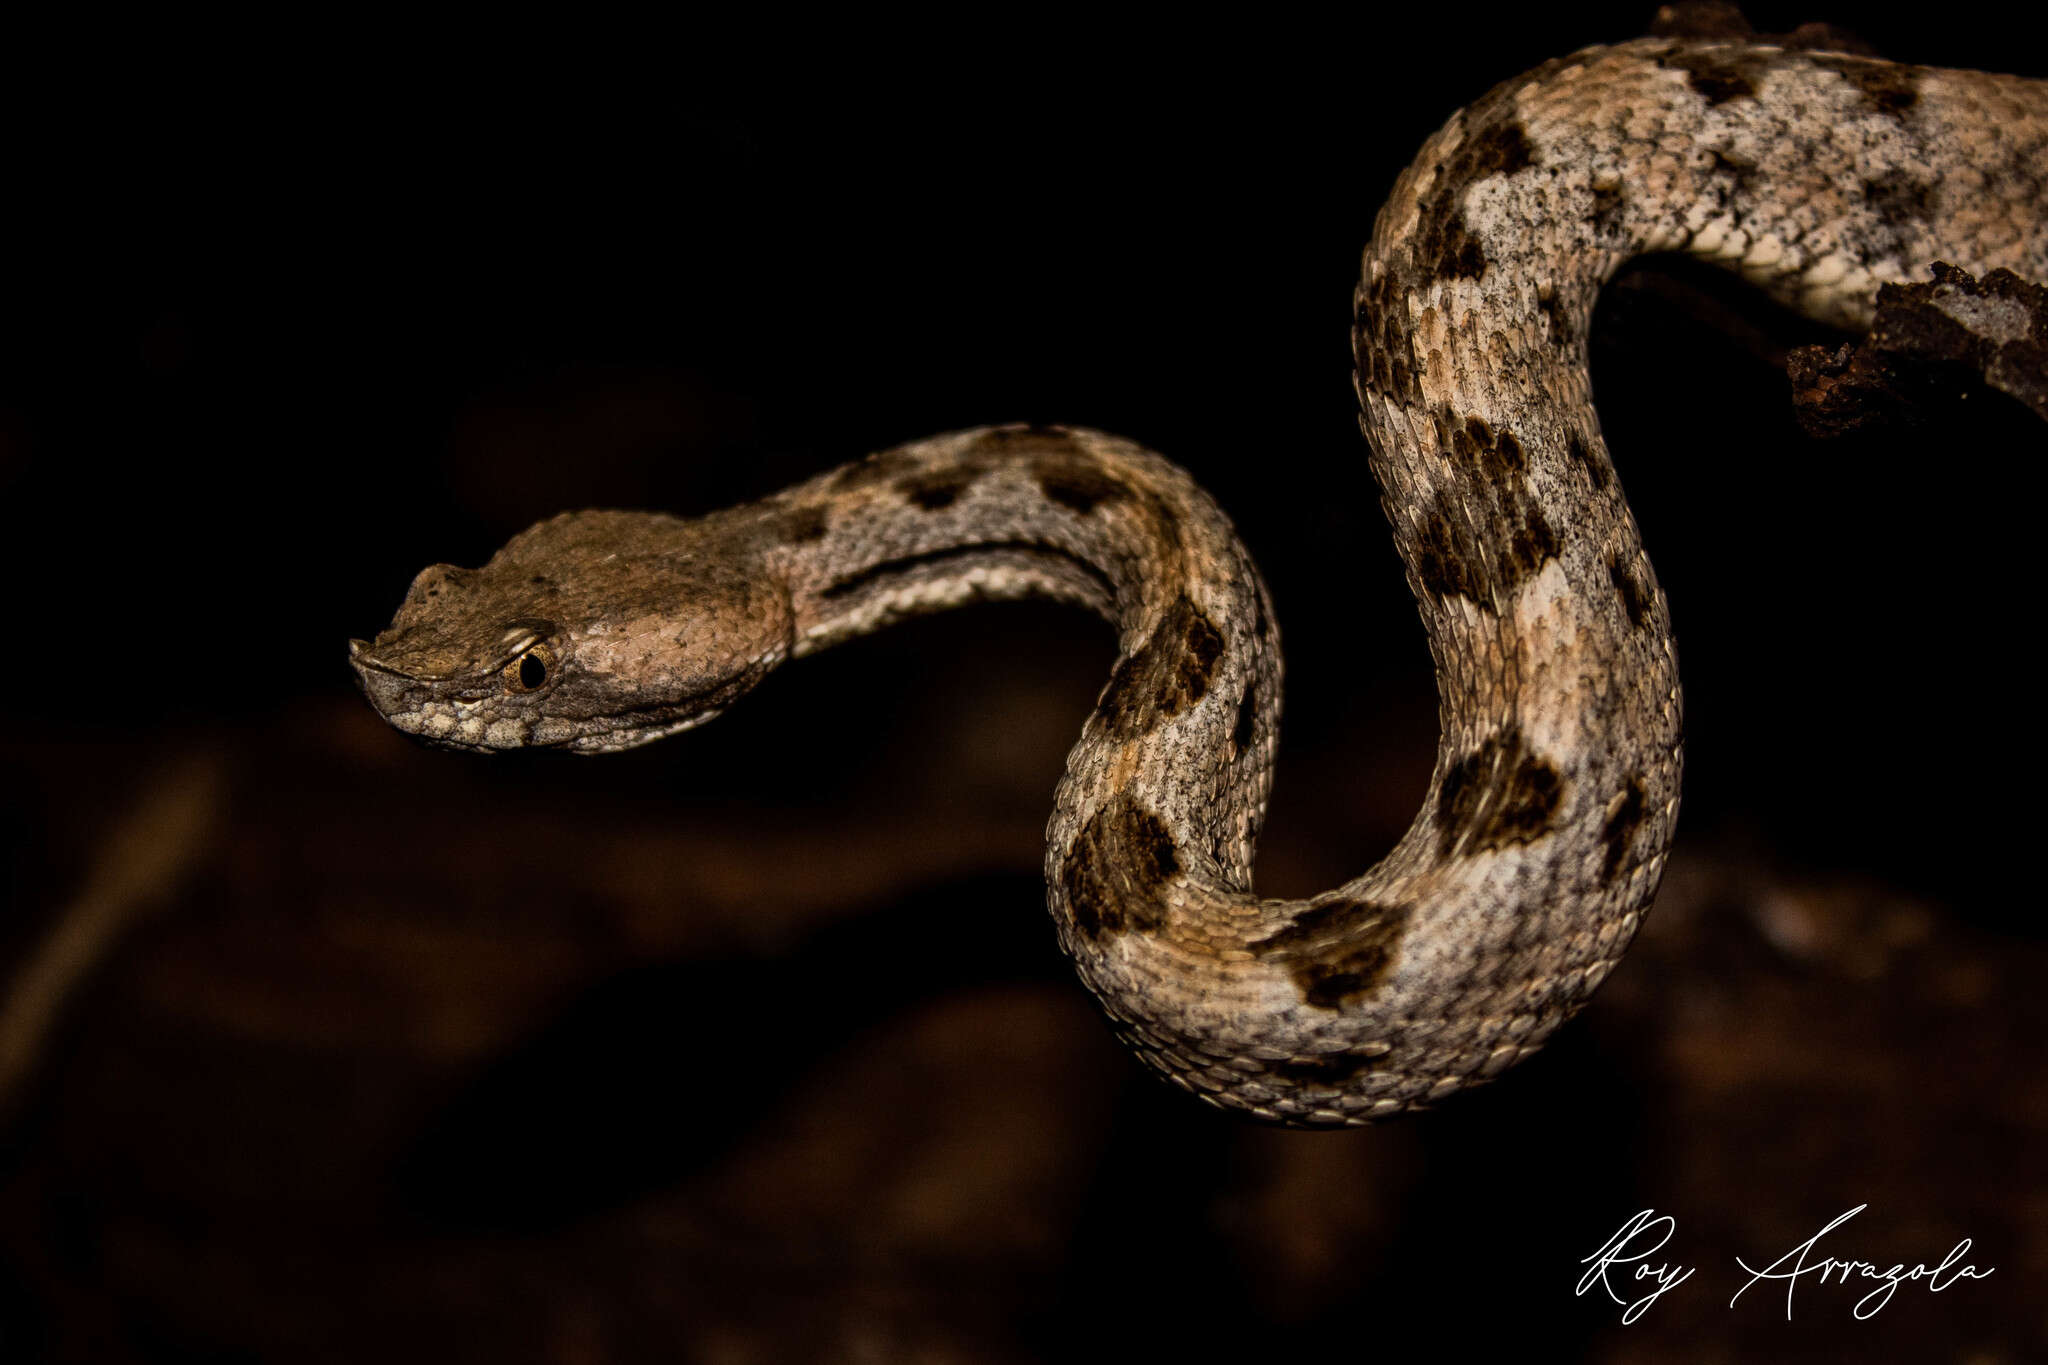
top-left (504, 645), bottom-right (553, 693)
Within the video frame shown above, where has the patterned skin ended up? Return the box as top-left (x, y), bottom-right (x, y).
top-left (353, 38), bottom-right (2045, 1125)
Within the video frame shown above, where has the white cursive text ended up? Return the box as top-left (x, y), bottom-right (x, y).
top-left (1577, 1209), bottom-right (1697, 1323)
top-left (1729, 1205), bottom-right (1994, 1320)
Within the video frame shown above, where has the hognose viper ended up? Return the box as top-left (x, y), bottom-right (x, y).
top-left (350, 32), bottom-right (2047, 1125)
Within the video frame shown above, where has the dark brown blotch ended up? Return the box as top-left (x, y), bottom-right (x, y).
top-left (1448, 410), bottom-right (1529, 482)
top-left (782, 505), bottom-right (829, 544)
top-left (1430, 408), bottom-right (1562, 596)
top-left (1505, 509), bottom-right (1560, 581)
top-left (1092, 594), bottom-right (1227, 737)
top-left (1250, 896), bottom-right (1414, 1012)
top-left (1354, 272), bottom-right (1426, 405)
top-left (1186, 611), bottom-right (1224, 681)
top-left (1232, 685), bottom-right (1258, 756)
top-left (1250, 896), bottom-right (1399, 955)
top-left (1412, 109), bottom-right (1537, 281)
top-left (1435, 725), bottom-right (1567, 858)
top-left (1035, 462), bottom-right (1129, 515)
top-left (1461, 414), bottom-right (1491, 454)
top-left (1467, 118), bottom-right (1534, 179)
top-left (1295, 952), bottom-right (1402, 1010)
top-left (1688, 65), bottom-right (1754, 104)
top-left (1411, 468), bottom-right (1559, 608)
top-left (1608, 550), bottom-right (1649, 629)
top-left (1811, 54), bottom-right (1920, 119)
top-left (1413, 499), bottom-right (1491, 606)
top-left (1060, 792), bottom-right (1181, 941)
top-left (1566, 429), bottom-right (1610, 491)
top-left (1600, 777), bottom-right (1649, 882)
top-left (897, 468), bottom-right (976, 511)
top-left (1663, 48), bottom-right (1767, 105)
top-left (1429, 221), bottom-right (1489, 281)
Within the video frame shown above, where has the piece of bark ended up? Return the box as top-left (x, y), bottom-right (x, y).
top-left (1790, 263), bottom-right (2048, 436)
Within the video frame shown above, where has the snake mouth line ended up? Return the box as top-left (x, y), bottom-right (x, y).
top-left (347, 636), bottom-right (540, 684)
top-left (346, 639), bottom-right (420, 679)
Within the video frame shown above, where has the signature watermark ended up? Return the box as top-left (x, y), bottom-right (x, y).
top-left (1577, 1205), bottom-right (1992, 1323)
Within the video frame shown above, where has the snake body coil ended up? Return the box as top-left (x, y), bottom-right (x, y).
top-left (352, 38), bottom-right (2047, 1125)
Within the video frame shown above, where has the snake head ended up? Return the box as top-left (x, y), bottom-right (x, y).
top-left (349, 510), bottom-right (794, 753)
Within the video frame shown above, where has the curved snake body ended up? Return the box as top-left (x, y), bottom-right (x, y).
top-left (352, 38), bottom-right (2047, 1125)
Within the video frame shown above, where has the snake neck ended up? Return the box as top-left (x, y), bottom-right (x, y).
top-left (756, 424), bottom-right (1283, 904)
top-left (764, 428), bottom-right (1248, 656)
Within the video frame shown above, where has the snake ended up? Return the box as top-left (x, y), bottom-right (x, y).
top-left (349, 31), bottom-right (2046, 1126)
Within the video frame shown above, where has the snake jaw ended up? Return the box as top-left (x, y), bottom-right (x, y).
top-left (347, 635), bottom-right (753, 754)
top-left (345, 649), bottom-right (513, 751)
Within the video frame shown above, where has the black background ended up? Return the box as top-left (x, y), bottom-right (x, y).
top-left (3, 5), bottom-right (2045, 1360)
